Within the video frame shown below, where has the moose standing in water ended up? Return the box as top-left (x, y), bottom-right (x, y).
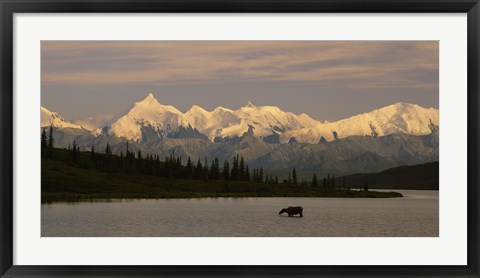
top-left (279, 206), bottom-right (303, 217)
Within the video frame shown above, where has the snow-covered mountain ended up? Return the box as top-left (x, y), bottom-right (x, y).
top-left (215, 101), bottom-right (320, 141)
top-left (184, 105), bottom-right (240, 140)
top-left (110, 94), bottom-right (438, 143)
top-left (43, 93), bottom-right (439, 145)
top-left (102, 94), bottom-right (325, 142)
top-left (183, 101), bottom-right (319, 141)
top-left (281, 102), bottom-right (439, 143)
top-left (41, 107), bottom-right (82, 129)
top-left (105, 93), bottom-right (193, 141)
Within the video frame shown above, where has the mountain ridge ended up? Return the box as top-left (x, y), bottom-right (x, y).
top-left (41, 107), bottom-right (83, 129)
top-left (42, 93), bottom-right (439, 144)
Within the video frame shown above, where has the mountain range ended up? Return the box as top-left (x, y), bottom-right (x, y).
top-left (41, 93), bottom-right (439, 176)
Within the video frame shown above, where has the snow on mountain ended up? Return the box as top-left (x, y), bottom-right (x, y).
top-left (217, 102), bottom-right (320, 140)
top-left (281, 102), bottom-right (439, 143)
top-left (41, 107), bottom-right (82, 129)
top-left (183, 100), bottom-right (320, 141)
top-left (184, 105), bottom-right (239, 140)
top-left (51, 93), bottom-right (438, 145)
top-left (107, 93), bottom-right (191, 141)
top-left (106, 94), bottom-right (324, 142)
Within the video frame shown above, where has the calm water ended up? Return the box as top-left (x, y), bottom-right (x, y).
top-left (41, 190), bottom-right (438, 237)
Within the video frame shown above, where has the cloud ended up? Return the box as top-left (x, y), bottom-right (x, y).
top-left (41, 41), bottom-right (438, 90)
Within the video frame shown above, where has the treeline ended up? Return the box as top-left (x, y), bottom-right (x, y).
top-left (41, 125), bottom-right (55, 159)
top-left (280, 169), bottom-right (368, 190)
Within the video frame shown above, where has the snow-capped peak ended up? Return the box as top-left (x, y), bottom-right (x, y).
top-left (185, 103), bottom-right (240, 139)
top-left (376, 102), bottom-right (425, 113)
top-left (133, 93), bottom-right (183, 115)
top-left (143, 92), bottom-right (156, 101)
top-left (41, 107), bottom-right (82, 129)
top-left (107, 93), bottom-right (189, 141)
top-left (212, 103), bottom-right (320, 141)
top-left (188, 104), bottom-right (209, 114)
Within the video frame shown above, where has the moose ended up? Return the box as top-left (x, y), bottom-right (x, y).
top-left (279, 206), bottom-right (303, 217)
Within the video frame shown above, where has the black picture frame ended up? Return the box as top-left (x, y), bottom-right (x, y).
top-left (1, 1), bottom-right (479, 277)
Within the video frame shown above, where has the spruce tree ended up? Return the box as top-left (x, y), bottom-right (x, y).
top-left (105, 143), bottom-right (112, 156)
top-left (47, 125), bottom-right (54, 158)
top-left (195, 159), bottom-right (203, 179)
top-left (203, 158), bottom-right (209, 180)
top-left (145, 154), bottom-right (150, 175)
top-left (137, 150), bottom-right (143, 174)
top-left (239, 157), bottom-right (245, 181)
top-left (119, 151), bottom-right (125, 173)
top-left (186, 157), bottom-right (193, 179)
top-left (312, 173), bottom-right (318, 187)
top-left (91, 145), bottom-right (95, 161)
top-left (150, 155), bottom-right (155, 176)
top-left (41, 128), bottom-right (47, 154)
top-left (126, 144), bottom-right (135, 174)
top-left (231, 155), bottom-right (239, 180)
top-left (214, 157), bottom-right (220, 179)
top-left (72, 140), bottom-right (77, 163)
top-left (292, 168), bottom-right (297, 185)
top-left (222, 160), bottom-right (230, 180)
top-left (155, 155), bottom-right (160, 176)
top-left (164, 156), bottom-right (171, 178)
top-left (211, 158), bottom-right (215, 178)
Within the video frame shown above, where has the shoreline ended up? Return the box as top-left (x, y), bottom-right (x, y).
top-left (42, 190), bottom-right (403, 204)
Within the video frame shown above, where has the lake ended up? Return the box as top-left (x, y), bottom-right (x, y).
top-left (41, 190), bottom-right (438, 237)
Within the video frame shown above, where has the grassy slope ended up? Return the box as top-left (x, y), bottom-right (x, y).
top-left (342, 161), bottom-right (439, 190)
top-left (42, 159), bottom-right (402, 202)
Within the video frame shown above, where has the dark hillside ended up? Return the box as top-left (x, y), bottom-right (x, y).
top-left (342, 162), bottom-right (438, 190)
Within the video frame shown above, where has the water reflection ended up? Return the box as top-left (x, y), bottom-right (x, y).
top-left (42, 190), bottom-right (438, 237)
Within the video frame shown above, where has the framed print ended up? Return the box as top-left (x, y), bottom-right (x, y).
top-left (1, 0), bottom-right (479, 277)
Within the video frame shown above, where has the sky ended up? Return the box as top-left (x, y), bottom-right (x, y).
top-left (41, 41), bottom-right (439, 122)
